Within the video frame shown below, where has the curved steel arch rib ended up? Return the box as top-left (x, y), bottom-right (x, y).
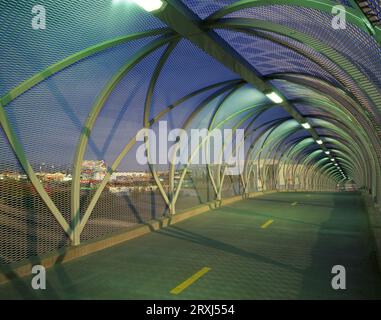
top-left (0, 29), bottom-right (171, 108)
top-left (208, 0), bottom-right (380, 43)
top-left (267, 74), bottom-right (381, 196)
top-left (0, 29), bottom-right (173, 241)
top-left (244, 115), bottom-right (363, 190)
top-left (70, 34), bottom-right (179, 244)
top-left (78, 79), bottom-right (245, 235)
top-left (206, 18), bottom-right (381, 128)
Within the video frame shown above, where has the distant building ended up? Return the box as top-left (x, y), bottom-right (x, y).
top-left (0, 172), bottom-right (28, 181)
top-left (110, 172), bottom-right (132, 182)
top-left (110, 171), bottom-right (153, 182)
top-left (43, 172), bottom-right (66, 182)
top-left (81, 160), bottom-right (107, 182)
top-left (63, 174), bottom-right (72, 182)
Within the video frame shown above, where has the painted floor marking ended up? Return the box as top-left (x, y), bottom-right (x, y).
top-left (261, 219), bottom-right (274, 229)
top-left (170, 267), bottom-right (211, 295)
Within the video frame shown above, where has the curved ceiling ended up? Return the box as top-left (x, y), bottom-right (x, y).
top-left (0, 0), bottom-right (381, 250)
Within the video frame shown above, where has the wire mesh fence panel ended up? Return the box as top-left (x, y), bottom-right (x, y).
top-left (0, 0), bottom-right (166, 97)
top-left (248, 164), bottom-right (259, 193)
top-left (80, 180), bottom-right (167, 242)
top-left (180, 0), bottom-right (238, 19)
top-left (0, 0), bottom-right (172, 258)
top-left (215, 29), bottom-right (340, 87)
top-left (221, 174), bottom-right (241, 198)
top-left (175, 166), bottom-right (210, 211)
top-left (79, 49), bottom-right (170, 242)
top-left (0, 127), bottom-right (69, 265)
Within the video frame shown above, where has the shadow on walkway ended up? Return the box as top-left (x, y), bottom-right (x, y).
top-left (298, 193), bottom-right (381, 299)
top-left (157, 225), bottom-right (303, 275)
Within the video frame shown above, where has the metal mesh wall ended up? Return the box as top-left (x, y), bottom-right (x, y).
top-left (175, 167), bottom-right (213, 211)
top-left (0, 0), bottom-right (377, 266)
top-left (0, 127), bottom-right (69, 264)
top-left (80, 47), bottom-right (169, 241)
top-left (337, 0), bottom-right (354, 7)
top-left (0, 0), bottom-right (166, 96)
top-left (215, 29), bottom-right (340, 86)
top-left (0, 1), bottom-right (169, 263)
top-left (225, 6), bottom-right (381, 91)
top-left (180, 0), bottom-right (237, 19)
top-left (3, 37), bottom-right (164, 246)
top-left (221, 175), bottom-right (242, 198)
top-left (150, 39), bottom-right (238, 117)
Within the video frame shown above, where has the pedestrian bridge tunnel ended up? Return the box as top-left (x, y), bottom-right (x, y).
top-left (0, 1), bottom-right (381, 296)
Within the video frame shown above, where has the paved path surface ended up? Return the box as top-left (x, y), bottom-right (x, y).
top-left (0, 192), bottom-right (380, 299)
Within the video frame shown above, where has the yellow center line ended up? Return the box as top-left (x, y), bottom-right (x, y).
top-left (260, 219), bottom-right (274, 229)
top-left (291, 201), bottom-right (298, 206)
top-left (170, 267), bottom-right (211, 295)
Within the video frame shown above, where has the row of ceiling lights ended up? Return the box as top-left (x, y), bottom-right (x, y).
top-left (266, 92), bottom-right (347, 181)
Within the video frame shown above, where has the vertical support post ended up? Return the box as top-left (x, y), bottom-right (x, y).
top-left (169, 161), bottom-right (176, 215)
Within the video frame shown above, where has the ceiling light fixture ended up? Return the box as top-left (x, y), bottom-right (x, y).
top-left (265, 91), bottom-right (284, 104)
top-left (301, 122), bottom-right (311, 129)
top-left (113, 0), bottom-right (165, 12)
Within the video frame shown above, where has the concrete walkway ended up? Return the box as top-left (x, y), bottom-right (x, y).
top-left (0, 192), bottom-right (380, 299)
